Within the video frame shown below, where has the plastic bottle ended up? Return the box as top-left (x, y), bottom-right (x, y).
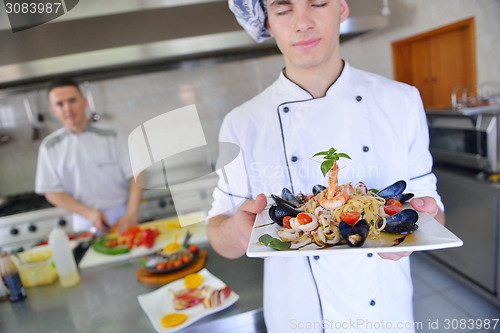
top-left (0, 252), bottom-right (26, 302)
top-left (48, 227), bottom-right (80, 287)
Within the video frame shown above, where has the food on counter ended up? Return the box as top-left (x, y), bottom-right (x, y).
top-left (92, 236), bottom-right (130, 255)
top-left (201, 285), bottom-right (232, 309)
top-left (183, 273), bottom-right (203, 289)
top-left (188, 245), bottom-right (198, 254)
top-left (123, 225), bottom-right (160, 249)
top-left (170, 288), bottom-right (204, 310)
top-left (163, 235), bottom-right (182, 255)
top-left (140, 236), bottom-right (198, 271)
top-left (263, 148), bottom-right (419, 249)
top-left (91, 225), bottom-right (160, 255)
top-left (169, 284), bottom-right (232, 310)
top-left (161, 313), bottom-right (188, 328)
top-left (12, 248), bottom-right (58, 288)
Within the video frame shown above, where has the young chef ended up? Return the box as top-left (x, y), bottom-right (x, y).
top-left (207, 0), bottom-right (445, 332)
top-left (35, 78), bottom-right (143, 233)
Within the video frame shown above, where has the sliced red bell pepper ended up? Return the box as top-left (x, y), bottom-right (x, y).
top-left (143, 229), bottom-right (155, 248)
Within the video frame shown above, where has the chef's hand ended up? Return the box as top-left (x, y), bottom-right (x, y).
top-left (378, 196), bottom-right (444, 261)
top-left (378, 251), bottom-right (413, 261)
top-left (114, 213), bottom-right (138, 235)
top-left (410, 196), bottom-right (442, 222)
top-left (231, 193), bottom-right (268, 252)
top-left (207, 193), bottom-right (267, 259)
top-left (86, 209), bottom-right (111, 232)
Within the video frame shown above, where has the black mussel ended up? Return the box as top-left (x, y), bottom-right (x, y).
top-left (312, 184), bottom-right (326, 196)
top-left (377, 180), bottom-right (406, 198)
top-left (281, 188), bottom-right (301, 208)
top-left (339, 219), bottom-right (370, 247)
top-left (296, 193), bottom-right (308, 205)
top-left (269, 194), bottom-right (301, 226)
top-left (380, 209), bottom-right (419, 234)
top-left (383, 193), bottom-right (414, 204)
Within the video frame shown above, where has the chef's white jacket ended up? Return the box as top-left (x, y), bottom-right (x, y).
top-left (35, 124), bottom-right (133, 231)
top-left (208, 62), bottom-right (443, 333)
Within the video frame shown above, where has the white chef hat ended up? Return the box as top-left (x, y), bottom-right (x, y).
top-left (228, 0), bottom-right (271, 43)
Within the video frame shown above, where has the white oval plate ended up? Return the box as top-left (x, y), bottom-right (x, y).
top-left (138, 268), bottom-right (239, 332)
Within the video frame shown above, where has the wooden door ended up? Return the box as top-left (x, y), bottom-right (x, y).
top-left (429, 26), bottom-right (473, 108)
top-left (392, 18), bottom-right (476, 110)
top-left (410, 38), bottom-right (432, 107)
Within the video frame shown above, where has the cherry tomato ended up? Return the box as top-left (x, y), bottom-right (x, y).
top-left (181, 253), bottom-right (191, 263)
top-left (386, 199), bottom-right (402, 208)
top-left (155, 262), bottom-right (167, 270)
top-left (282, 216), bottom-right (293, 229)
top-left (188, 245), bottom-right (198, 254)
top-left (340, 211), bottom-right (361, 225)
top-left (296, 213), bottom-right (312, 225)
top-left (384, 205), bottom-right (402, 216)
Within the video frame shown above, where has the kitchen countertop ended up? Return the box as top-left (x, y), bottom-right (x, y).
top-left (0, 245), bottom-right (265, 333)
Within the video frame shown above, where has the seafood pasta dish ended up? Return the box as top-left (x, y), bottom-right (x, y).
top-left (268, 148), bottom-right (418, 248)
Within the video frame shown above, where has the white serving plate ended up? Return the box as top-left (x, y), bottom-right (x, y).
top-left (247, 205), bottom-right (463, 258)
top-left (138, 268), bottom-right (239, 332)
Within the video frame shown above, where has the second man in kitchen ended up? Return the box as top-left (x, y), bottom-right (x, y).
top-left (35, 78), bottom-right (143, 233)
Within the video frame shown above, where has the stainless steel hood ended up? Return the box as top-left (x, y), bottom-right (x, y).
top-left (0, 0), bottom-right (389, 88)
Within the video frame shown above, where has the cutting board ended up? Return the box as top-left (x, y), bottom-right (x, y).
top-left (78, 212), bottom-right (209, 269)
top-left (136, 250), bottom-right (207, 285)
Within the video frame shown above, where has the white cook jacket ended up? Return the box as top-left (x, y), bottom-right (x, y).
top-left (35, 124), bottom-right (134, 231)
top-left (208, 62), bottom-right (443, 333)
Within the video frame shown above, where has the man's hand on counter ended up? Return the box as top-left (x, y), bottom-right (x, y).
top-left (114, 213), bottom-right (138, 235)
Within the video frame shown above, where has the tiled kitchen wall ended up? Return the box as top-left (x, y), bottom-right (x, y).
top-left (0, 55), bottom-right (285, 196)
top-left (341, 0), bottom-right (500, 86)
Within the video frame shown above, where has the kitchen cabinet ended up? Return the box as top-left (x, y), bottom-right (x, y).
top-left (425, 166), bottom-right (500, 307)
top-left (393, 18), bottom-right (476, 109)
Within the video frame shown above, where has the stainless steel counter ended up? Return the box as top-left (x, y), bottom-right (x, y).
top-left (0, 245), bottom-right (265, 333)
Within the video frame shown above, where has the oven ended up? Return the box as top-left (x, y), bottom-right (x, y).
top-left (427, 111), bottom-right (499, 173)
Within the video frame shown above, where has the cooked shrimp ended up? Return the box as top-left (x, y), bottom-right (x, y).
top-left (319, 162), bottom-right (353, 210)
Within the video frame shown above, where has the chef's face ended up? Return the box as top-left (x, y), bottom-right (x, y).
top-left (266, 0), bottom-right (349, 71)
top-left (49, 86), bottom-right (88, 131)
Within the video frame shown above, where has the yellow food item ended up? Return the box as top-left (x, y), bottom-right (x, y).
top-left (163, 235), bottom-right (181, 254)
top-left (166, 221), bottom-right (181, 229)
top-left (183, 273), bottom-right (203, 289)
top-left (161, 313), bottom-right (187, 327)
